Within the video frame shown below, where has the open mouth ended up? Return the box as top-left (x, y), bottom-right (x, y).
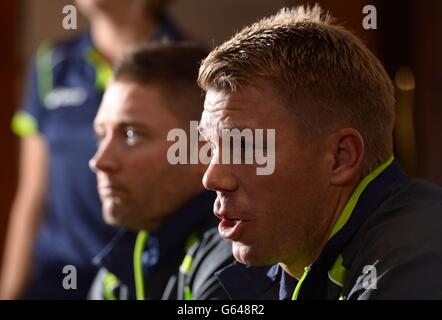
top-left (99, 185), bottom-right (126, 198)
top-left (218, 217), bottom-right (246, 240)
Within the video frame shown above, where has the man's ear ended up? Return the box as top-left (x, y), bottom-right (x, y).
top-left (326, 128), bottom-right (364, 186)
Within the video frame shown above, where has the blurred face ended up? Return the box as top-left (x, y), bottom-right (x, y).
top-left (90, 81), bottom-right (202, 231)
top-left (75, 0), bottom-right (147, 18)
top-left (199, 84), bottom-right (335, 267)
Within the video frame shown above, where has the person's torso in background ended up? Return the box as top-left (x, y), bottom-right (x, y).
top-left (14, 19), bottom-right (185, 299)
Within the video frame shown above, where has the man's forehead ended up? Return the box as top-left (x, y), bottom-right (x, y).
top-left (95, 82), bottom-right (159, 127)
top-left (200, 85), bottom-right (282, 130)
top-left (204, 90), bottom-right (229, 111)
top-left (94, 109), bottom-right (137, 130)
top-left (201, 97), bottom-right (243, 129)
top-left (203, 86), bottom-right (264, 112)
top-left (95, 95), bottom-right (136, 127)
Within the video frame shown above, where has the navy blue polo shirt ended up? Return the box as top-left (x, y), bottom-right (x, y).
top-left (214, 262), bottom-right (279, 300)
top-left (12, 21), bottom-right (184, 299)
top-left (91, 191), bottom-right (217, 300)
top-left (261, 158), bottom-right (409, 300)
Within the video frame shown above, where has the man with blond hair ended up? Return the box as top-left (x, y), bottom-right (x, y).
top-left (198, 5), bottom-right (442, 299)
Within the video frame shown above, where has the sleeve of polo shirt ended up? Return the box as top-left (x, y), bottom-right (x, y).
top-left (11, 41), bottom-right (52, 137)
top-left (345, 204), bottom-right (442, 300)
top-left (350, 249), bottom-right (442, 300)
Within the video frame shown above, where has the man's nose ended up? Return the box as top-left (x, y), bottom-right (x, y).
top-left (202, 157), bottom-right (238, 192)
top-left (89, 139), bottom-right (119, 174)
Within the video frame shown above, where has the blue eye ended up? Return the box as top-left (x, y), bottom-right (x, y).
top-left (126, 128), bottom-right (137, 145)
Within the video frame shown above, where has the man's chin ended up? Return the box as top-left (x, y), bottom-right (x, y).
top-left (103, 212), bottom-right (141, 231)
top-left (102, 205), bottom-right (135, 229)
top-left (103, 209), bottom-right (123, 226)
top-left (232, 241), bottom-right (274, 266)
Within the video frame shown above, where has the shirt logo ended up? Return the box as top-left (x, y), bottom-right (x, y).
top-left (44, 87), bottom-right (87, 110)
top-left (142, 237), bottom-right (160, 269)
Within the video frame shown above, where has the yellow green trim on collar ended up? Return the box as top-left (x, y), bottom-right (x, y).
top-left (102, 272), bottom-right (119, 300)
top-left (328, 156), bottom-right (395, 240)
top-left (328, 254), bottom-right (347, 287)
top-left (133, 230), bottom-right (149, 300)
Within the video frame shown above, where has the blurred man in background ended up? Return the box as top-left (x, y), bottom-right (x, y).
top-left (0, 0), bottom-right (183, 299)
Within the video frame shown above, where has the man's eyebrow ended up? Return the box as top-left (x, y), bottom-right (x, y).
top-left (115, 120), bottom-right (147, 129)
top-left (93, 119), bottom-right (149, 131)
top-left (221, 124), bottom-right (249, 131)
top-left (198, 122), bottom-right (253, 141)
top-left (217, 119), bottom-right (253, 132)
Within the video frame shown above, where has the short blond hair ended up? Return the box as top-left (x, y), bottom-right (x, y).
top-left (198, 5), bottom-right (395, 173)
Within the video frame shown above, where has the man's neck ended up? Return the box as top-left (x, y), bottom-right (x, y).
top-left (281, 182), bottom-right (359, 280)
top-left (90, 12), bottom-right (157, 64)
